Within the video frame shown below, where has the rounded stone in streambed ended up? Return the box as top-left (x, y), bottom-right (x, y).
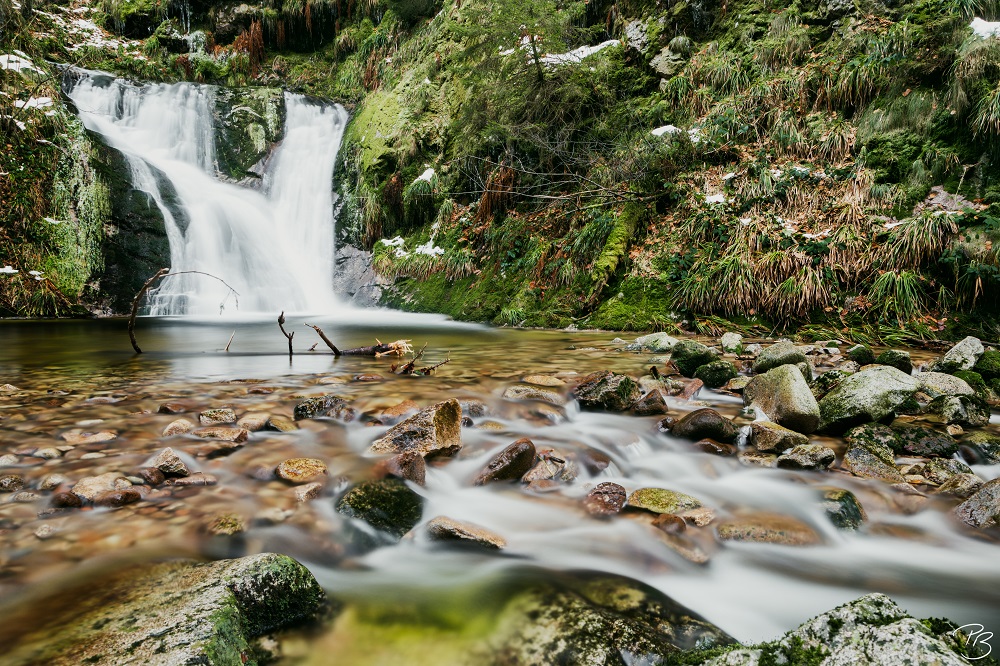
top-left (890, 423), bottom-right (958, 458)
top-left (776, 444), bottom-right (836, 470)
top-left (692, 438), bottom-right (736, 456)
top-left (817, 487), bottom-right (867, 530)
top-left (744, 364), bottom-right (820, 434)
top-left (0, 474), bottom-right (25, 493)
top-left (368, 399), bottom-right (463, 458)
top-left (935, 473), bottom-right (984, 499)
top-left (670, 408), bottom-right (738, 443)
top-left (198, 408), bottom-right (236, 425)
top-left (502, 384), bottom-right (566, 405)
top-left (752, 341), bottom-right (807, 374)
top-left (426, 516), bottom-right (506, 550)
top-left (817, 365), bottom-right (918, 433)
top-left (693, 360), bottom-right (738, 389)
top-left (876, 349), bottom-right (912, 374)
top-left (474, 438), bottom-right (536, 486)
top-left (93, 488), bottom-right (141, 507)
top-left (137, 467), bottom-right (166, 486)
top-left (275, 458), bottom-right (328, 484)
top-left (670, 340), bottom-right (719, 377)
top-left (162, 418), bottom-right (194, 436)
top-left (748, 421), bottom-right (809, 453)
top-left (71, 472), bottom-right (132, 502)
top-left (147, 447), bottom-right (189, 477)
top-left (716, 513), bottom-right (822, 545)
top-left (652, 513), bottom-right (687, 534)
top-left (631, 389), bottom-right (669, 416)
top-left (583, 482), bottom-right (627, 517)
top-left (573, 371), bottom-right (642, 411)
top-left (627, 487), bottom-right (702, 514)
top-left (927, 394), bottom-right (990, 428)
top-left (335, 478), bottom-right (424, 540)
top-left (374, 450), bottom-right (427, 486)
top-left (50, 491), bottom-right (83, 508)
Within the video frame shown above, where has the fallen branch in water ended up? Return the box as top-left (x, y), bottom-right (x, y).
top-left (278, 311), bottom-right (294, 358)
top-left (303, 324), bottom-right (412, 357)
top-left (128, 268), bottom-right (240, 354)
top-left (225, 331), bottom-right (236, 353)
top-left (395, 343), bottom-right (427, 375)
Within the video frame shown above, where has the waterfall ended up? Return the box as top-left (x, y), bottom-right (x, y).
top-left (65, 70), bottom-right (349, 315)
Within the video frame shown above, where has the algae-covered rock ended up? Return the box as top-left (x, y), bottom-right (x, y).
top-left (627, 487), bottom-right (703, 514)
top-left (890, 423), bottom-right (958, 458)
top-left (369, 399), bottom-right (463, 458)
top-left (810, 369), bottom-right (850, 399)
top-left (703, 593), bottom-right (972, 665)
top-left (973, 349), bottom-right (1000, 381)
top-left (632, 332), bottom-right (680, 352)
top-left (819, 487), bottom-right (867, 530)
top-left (214, 87), bottom-right (286, 183)
top-left (959, 430), bottom-right (1000, 464)
top-left (573, 371), bottom-right (642, 411)
top-left (916, 372), bottom-right (975, 398)
top-left (492, 570), bottom-right (735, 663)
top-left (743, 364), bottom-right (820, 434)
top-left (670, 340), bottom-right (719, 377)
top-left (876, 349), bottom-right (912, 374)
top-left (294, 395), bottom-right (354, 421)
top-left (1, 553), bottom-right (325, 666)
top-left (752, 341), bottom-right (807, 374)
top-left (927, 394), bottom-right (991, 427)
top-left (776, 444), bottom-right (835, 470)
top-left (336, 478), bottom-right (424, 540)
top-left (694, 360), bottom-right (738, 388)
top-left (846, 343), bottom-right (876, 366)
top-left (818, 366), bottom-right (918, 433)
top-left (842, 424), bottom-right (906, 484)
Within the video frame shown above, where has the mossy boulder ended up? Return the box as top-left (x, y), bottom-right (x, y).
top-left (972, 349), bottom-right (1000, 381)
top-left (213, 87), bottom-right (286, 183)
top-left (927, 394), bottom-right (991, 428)
top-left (810, 369), bottom-right (850, 399)
top-left (916, 372), bottom-right (976, 399)
top-left (670, 340), bottom-right (718, 377)
top-left (955, 478), bottom-right (1000, 528)
top-left (752, 341), bottom-right (807, 374)
top-left (890, 423), bottom-right (958, 458)
top-left (776, 444), bottom-right (836, 470)
top-left (842, 424), bottom-right (906, 484)
top-left (632, 332), bottom-right (679, 353)
top-left (573, 371), bottom-right (642, 412)
top-left (744, 364), bottom-right (820, 434)
top-left (703, 593), bottom-right (973, 665)
top-left (335, 478), bottom-right (424, 541)
top-left (748, 421), bottom-right (809, 453)
top-left (693, 360), bottom-right (738, 388)
top-left (846, 344), bottom-right (876, 366)
top-left (930, 336), bottom-right (984, 373)
top-left (818, 366), bottom-right (918, 433)
top-left (953, 370), bottom-right (988, 396)
top-left (876, 349), bottom-right (912, 374)
top-left (1, 553), bottom-right (325, 665)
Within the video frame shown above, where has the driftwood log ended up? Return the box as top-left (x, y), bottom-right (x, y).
top-left (304, 323), bottom-right (412, 357)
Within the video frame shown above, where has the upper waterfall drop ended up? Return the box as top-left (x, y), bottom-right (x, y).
top-left (65, 70), bottom-right (349, 316)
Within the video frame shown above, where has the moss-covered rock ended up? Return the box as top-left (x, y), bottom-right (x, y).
top-left (973, 349), bottom-right (1000, 381)
top-left (1, 553), bottom-right (325, 665)
top-left (670, 340), bottom-right (718, 377)
top-left (927, 394), bottom-right (991, 428)
top-left (573, 371), bottom-right (642, 412)
top-left (744, 364), bottom-right (820, 434)
top-left (890, 423), bottom-right (958, 458)
top-left (626, 487), bottom-right (703, 514)
top-left (959, 431), bottom-right (1000, 465)
top-left (876, 349), bottom-right (912, 374)
top-left (818, 366), bottom-right (918, 433)
top-left (693, 360), bottom-right (738, 388)
top-left (846, 344), bottom-right (876, 366)
top-left (670, 408), bottom-right (738, 443)
top-left (809, 369), bottom-right (850, 399)
top-left (213, 87), bottom-right (286, 183)
top-left (818, 487), bottom-right (867, 530)
top-left (335, 478), bottom-right (424, 541)
top-left (753, 341), bottom-right (807, 374)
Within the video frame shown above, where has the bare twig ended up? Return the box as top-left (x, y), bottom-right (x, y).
top-left (304, 323), bottom-right (341, 355)
top-left (278, 311), bottom-right (294, 357)
top-left (129, 268), bottom-right (169, 353)
top-left (419, 357), bottom-right (452, 374)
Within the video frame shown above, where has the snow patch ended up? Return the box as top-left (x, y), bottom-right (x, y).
top-left (380, 236), bottom-right (406, 247)
top-left (14, 97), bottom-right (53, 110)
top-left (651, 125), bottom-right (681, 137)
top-left (541, 39), bottom-right (620, 65)
top-left (971, 18), bottom-right (1000, 38)
top-left (414, 168), bottom-right (436, 183)
top-left (0, 266), bottom-right (18, 275)
top-left (706, 194), bottom-right (726, 204)
top-left (0, 53), bottom-right (42, 74)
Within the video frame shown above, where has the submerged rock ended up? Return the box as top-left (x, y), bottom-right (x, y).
top-left (373, 450), bottom-right (427, 486)
top-left (1, 553), bottom-right (324, 666)
top-left (744, 364), bottom-right (820, 434)
top-left (336, 478), bottom-right (424, 541)
top-left (293, 395), bottom-right (354, 421)
top-left (275, 458), bottom-right (328, 484)
top-left (752, 341), bottom-right (807, 374)
top-left (369, 399), bottom-right (463, 458)
top-left (716, 513), bottom-right (822, 545)
top-left (703, 593), bottom-right (971, 665)
top-left (198, 407), bottom-right (237, 425)
top-left (670, 408), bottom-right (738, 443)
top-left (573, 371), bottom-right (642, 411)
top-left (819, 487), bottom-right (867, 530)
top-left (502, 384), bottom-right (566, 405)
top-left (493, 570), bottom-right (734, 663)
top-left (818, 366), bottom-right (918, 433)
top-left (474, 438), bottom-right (536, 485)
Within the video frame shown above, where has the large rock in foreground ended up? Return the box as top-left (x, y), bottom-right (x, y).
top-left (492, 570), bottom-right (734, 663)
top-left (3, 553), bottom-right (325, 666)
top-left (369, 399), bottom-right (462, 458)
top-left (818, 366), bottom-right (918, 433)
top-left (703, 593), bottom-right (973, 665)
top-left (573, 371), bottom-right (642, 411)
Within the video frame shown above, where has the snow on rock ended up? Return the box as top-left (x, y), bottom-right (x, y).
top-left (0, 53), bottom-right (42, 75)
top-left (14, 97), bottom-right (53, 110)
top-left (971, 18), bottom-right (1000, 38)
top-left (706, 194), bottom-right (727, 204)
top-left (540, 39), bottom-right (620, 65)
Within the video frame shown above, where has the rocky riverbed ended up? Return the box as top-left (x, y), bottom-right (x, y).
top-left (0, 318), bottom-right (998, 663)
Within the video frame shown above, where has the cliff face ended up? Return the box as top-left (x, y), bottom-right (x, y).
top-left (4, 0), bottom-right (1000, 338)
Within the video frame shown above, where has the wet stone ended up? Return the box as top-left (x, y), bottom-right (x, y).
top-left (94, 488), bottom-right (142, 507)
top-left (631, 389), bottom-right (669, 416)
top-left (33, 447), bottom-right (62, 460)
top-left (266, 415), bottom-right (298, 432)
top-left (51, 491), bottom-right (83, 508)
top-left (61, 430), bottom-right (117, 446)
top-left (692, 438), bottom-right (736, 456)
top-left (522, 374), bottom-right (565, 387)
top-left (819, 487), bottom-right (867, 530)
top-left (157, 402), bottom-right (191, 414)
top-left (627, 487), bottom-right (703, 514)
top-left (0, 474), bottom-right (25, 493)
top-left (652, 513), bottom-right (687, 534)
top-left (380, 399), bottom-right (420, 424)
top-left (776, 444), bottom-right (836, 470)
top-left (0, 454), bottom-right (18, 466)
top-left (670, 408), bottom-right (738, 443)
top-left (738, 450), bottom-right (778, 468)
top-left (11, 491), bottom-right (40, 503)
top-left (236, 412), bottom-right (270, 432)
top-left (336, 478), bottom-right (424, 541)
top-left (294, 482), bottom-right (324, 502)
top-left (426, 516), bottom-right (506, 550)
top-left (207, 513), bottom-right (246, 536)
top-left (193, 427), bottom-right (249, 443)
top-left (148, 447), bottom-right (190, 477)
top-left (928, 394), bottom-right (990, 428)
top-left (198, 408), bottom-right (236, 426)
top-left (137, 467), bottom-right (166, 486)
top-left (923, 458), bottom-right (973, 485)
top-left (162, 418), bottom-right (195, 436)
top-left (876, 349), bottom-right (912, 374)
top-left (584, 482), bottom-right (627, 517)
top-left (671, 340), bottom-right (719, 377)
top-left (72, 473), bottom-right (132, 502)
top-left (934, 473), bottom-right (984, 499)
top-left (276, 458), bottom-right (328, 484)
top-left (38, 473), bottom-right (70, 491)
top-left (373, 450), bottom-right (427, 486)
top-left (890, 423), bottom-right (958, 458)
top-left (678, 507), bottom-right (716, 526)
top-left (294, 395), bottom-right (352, 421)
top-left (955, 478), bottom-right (1000, 528)
top-left (167, 473), bottom-right (217, 487)
top-left (749, 421), bottom-right (809, 453)
top-left (716, 513), bottom-right (822, 546)
top-left (369, 399), bottom-right (463, 459)
top-left (475, 438), bottom-right (536, 486)
top-left (460, 399), bottom-right (490, 418)
top-left (502, 384), bottom-right (566, 405)
top-left (573, 371), bottom-right (642, 412)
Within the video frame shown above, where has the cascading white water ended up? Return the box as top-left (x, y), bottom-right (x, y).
top-left (65, 70), bottom-right (348, 315)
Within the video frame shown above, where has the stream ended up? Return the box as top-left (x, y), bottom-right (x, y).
top-left (1, 312), bottom-right (999, 662)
